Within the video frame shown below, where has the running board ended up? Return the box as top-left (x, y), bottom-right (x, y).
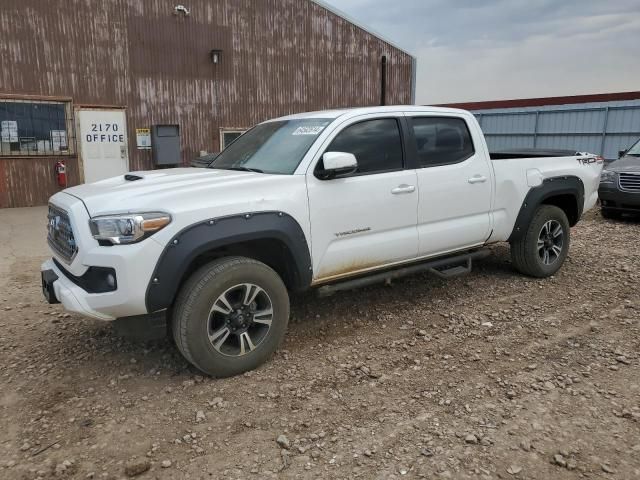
top-left (317, 249), bottom-right (490, 297)
top-left (429, 258), bottom-right (473, 278)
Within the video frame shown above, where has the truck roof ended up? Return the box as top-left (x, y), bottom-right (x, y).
top-left (273, 105), bottom-right (470, 121)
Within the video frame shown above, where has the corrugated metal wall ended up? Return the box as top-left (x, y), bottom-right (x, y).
top-left (474, 100), bottom-right (640, 159)
top-left (0, 0), bottom-right (414, 207)
top-left (0, 155), bottom-right (81, 208)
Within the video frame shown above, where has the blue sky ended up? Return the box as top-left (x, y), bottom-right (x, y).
top-left (324, 0), bottom-right (640, 104)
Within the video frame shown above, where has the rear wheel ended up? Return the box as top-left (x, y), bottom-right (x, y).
top-left (510, 205), bottom-right (570, 278)
top-left (171, 256), bottom-right (289, 377)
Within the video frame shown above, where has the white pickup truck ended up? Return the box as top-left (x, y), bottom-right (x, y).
top-left (41, 106), bottom-right (603, 377)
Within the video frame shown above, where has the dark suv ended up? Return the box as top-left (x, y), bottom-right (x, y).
top-left (599, 138), bottom-right (640, 218)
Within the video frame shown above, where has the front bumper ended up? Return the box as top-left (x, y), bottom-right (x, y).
top-left (41, 237), bottom-right (163, 321)
top-left (41, 259), bottom-right (114, 320)
top-left (598, 184), bottom-right (640, 212)
top-left (42, 192), bottom-right (166, 321)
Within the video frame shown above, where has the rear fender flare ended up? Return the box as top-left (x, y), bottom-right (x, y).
top-left (508, 176), bottom-right (584, 242)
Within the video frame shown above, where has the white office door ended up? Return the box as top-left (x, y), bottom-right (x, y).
top-left (77, 109), bottom-right (129, 183)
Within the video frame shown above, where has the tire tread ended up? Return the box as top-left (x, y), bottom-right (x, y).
top-left (171, 256), bottom-right (275, 375)
top-left (510, 205), bottom-right (570, 278)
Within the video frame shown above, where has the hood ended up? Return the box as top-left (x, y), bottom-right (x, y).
top-left (65, 168), bottom-right (279, 215)
top-left (605, 155), bottom-right (640, 173)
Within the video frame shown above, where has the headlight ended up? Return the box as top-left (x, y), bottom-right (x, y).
top-left (89, 212), bottom-right (171, 245)
top-left (600, 170), bottom-right (616, 183)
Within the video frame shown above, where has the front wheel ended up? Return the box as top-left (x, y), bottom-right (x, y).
top-left (510, 205), bottom-right (570, 278)
top-left (171, 257), bottom-right (290, 377)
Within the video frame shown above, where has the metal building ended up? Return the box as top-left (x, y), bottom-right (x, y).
top-left (0, 0), bottom-right (415, 208)
top-left (441, 92), bottom-right (640, 160)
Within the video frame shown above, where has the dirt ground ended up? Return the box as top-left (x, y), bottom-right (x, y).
top-left (1, 209), bottom-right (639, 480)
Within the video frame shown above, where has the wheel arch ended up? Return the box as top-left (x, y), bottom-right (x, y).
top-left (508, 176), bottom-right (584, 242)
top-left (145, 211), bottom-right (312, 313)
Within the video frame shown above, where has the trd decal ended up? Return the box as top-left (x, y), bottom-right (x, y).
top-left (576, 157), bottom-right (603, 165)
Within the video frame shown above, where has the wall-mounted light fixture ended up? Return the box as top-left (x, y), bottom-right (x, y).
top-left (210, 49), bottom-right (223, 65)
top-left (174, 5), bottom-right (190, 16)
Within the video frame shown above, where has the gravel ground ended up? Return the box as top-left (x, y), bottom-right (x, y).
top-left (1, 210), bottom-right (639, 479)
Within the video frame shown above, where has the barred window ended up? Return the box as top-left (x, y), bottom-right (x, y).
top-left (0, 99), bottom-right (74, 156)
top-left (220, 129), bottom-right (246, 150)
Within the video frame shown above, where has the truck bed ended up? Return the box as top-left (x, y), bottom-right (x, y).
top-left (490, 148), bottom-right (582, 160)
top-left (487, 150), bottom-right (602, 243)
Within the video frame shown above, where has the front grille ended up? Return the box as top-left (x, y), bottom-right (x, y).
top-left (619, 173), bottom-right (640, 192)
top-left (47, 205), bottom-right (78, 262)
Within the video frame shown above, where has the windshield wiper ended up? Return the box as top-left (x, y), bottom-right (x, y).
top-left (216, 166), bottom-right (264, 173)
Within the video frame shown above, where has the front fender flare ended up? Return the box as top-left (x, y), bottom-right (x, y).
top-left (145, 211), bottom-right (312, 313)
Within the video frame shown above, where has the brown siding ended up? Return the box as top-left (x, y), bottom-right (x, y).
top-left (0, 0), bottom-right (413, 207)
top-left (0, 156), bottom-right (80, 208)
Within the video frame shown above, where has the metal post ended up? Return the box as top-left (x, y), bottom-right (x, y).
top-left (532, 110), bottom-right (540, 148)
top-left (600, 107), bottom-right (610, 157)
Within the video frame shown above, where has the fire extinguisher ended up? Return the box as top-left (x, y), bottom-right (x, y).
top-left (54, 160), bottom-right (67, 187)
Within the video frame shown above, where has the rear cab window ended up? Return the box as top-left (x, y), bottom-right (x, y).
top-left (410, 117), bottom-right (475, 167)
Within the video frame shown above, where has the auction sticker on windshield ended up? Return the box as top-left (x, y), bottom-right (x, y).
top-left (292, 125), bottom-right (326, 136)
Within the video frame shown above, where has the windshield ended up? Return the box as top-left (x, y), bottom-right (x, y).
top-left (626, 138), bottom-right (640, 156)
top-left (209, 118), bottom-right (332, 174)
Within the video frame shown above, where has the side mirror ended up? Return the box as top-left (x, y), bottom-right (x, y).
top-left (618, 150), bottom-right (627, 158)
top-left (317, 152), bottom-right (358, 179)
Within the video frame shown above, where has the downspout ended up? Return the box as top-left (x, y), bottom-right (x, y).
top-left (380, 55), bottom-right (387, 106)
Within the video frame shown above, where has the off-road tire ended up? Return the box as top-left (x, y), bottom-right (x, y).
top-left (510, 205), bottom-right (570, 278)
top-left (171, 256), bottom-right (289, 377)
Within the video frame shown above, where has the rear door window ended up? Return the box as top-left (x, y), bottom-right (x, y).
top-left (411, 117), bottom-right (475, 167)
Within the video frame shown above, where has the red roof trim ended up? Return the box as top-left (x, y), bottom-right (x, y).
top-left (435, 91), bottom-right (640, 110)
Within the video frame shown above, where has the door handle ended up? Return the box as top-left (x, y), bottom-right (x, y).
top-left (391, 184), bottom-right (416, 194)
top-left (468, 175), bottom-right (487, 184)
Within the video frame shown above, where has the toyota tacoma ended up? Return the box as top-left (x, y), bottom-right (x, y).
top-left (41, 106), bottom-right (603, 377)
